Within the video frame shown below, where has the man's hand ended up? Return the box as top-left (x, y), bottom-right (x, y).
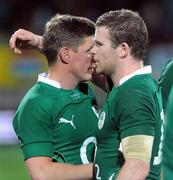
top-left (9, 29), bottom-right (42, 54)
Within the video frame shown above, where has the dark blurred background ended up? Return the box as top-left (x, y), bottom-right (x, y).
top-left (0, 0), bottom-right (173, 179)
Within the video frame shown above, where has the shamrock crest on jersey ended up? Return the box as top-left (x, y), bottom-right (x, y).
top-left (91, 106), bottom-right (106, 130)
top-left (98, 111), bottom-right (106, 129)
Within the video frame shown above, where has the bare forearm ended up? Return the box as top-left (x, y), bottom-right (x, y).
top-left (16, 35), bottom-right (43, 53)
top-left (43, 162), bottom-right (93, 180)
top-left (116, 159), bottom-right (149, 180)
top-left (26, 158), bottom-right (93, 180)
top-left (9, 29), bottom-right (43, 54)
top-left (34, 35), bottom-right (43, 53)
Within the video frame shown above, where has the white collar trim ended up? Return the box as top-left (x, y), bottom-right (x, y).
top-left (119, 65), bottom-right (152, 86)
top-left (38, 72), bottom-right (61, 89)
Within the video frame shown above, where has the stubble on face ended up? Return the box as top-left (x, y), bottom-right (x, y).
top-left (92, 26), bottom-right (115, 76)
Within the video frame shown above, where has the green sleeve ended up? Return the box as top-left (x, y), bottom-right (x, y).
top-left (116, 88), bottom-right (155, 139)
top-left (13, 97), bottom-right (54, 160)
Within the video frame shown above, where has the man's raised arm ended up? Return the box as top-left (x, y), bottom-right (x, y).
top-left (9, 28), bottom-right (43, 54)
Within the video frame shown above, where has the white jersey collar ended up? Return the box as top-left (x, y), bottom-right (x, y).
top-left (119, 65), bottom-right (152, 86)
top-left (38, 72), bottom-right (61, 89)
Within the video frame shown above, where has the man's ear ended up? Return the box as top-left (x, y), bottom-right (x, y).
top-left (118, 42), bottom-right (130, 58)
top-left (59, 47), bottom-right (70, 64)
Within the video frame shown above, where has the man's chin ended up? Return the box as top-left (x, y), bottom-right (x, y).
top-left (82, 74), bottom-right (92, 81)
top-left (95, 68), bottom-right (103, 75)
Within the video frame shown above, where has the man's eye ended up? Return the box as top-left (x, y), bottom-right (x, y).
top-left (87, 51), bottom-right (92, 56)
top-left (94, 41), bottom-right (101, 47)
top-left (96, 42), bottom-right (102, 47)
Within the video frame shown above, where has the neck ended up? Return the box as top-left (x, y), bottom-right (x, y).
top-left (48, 64), bottom-right (79, 89)
top-left (111, 59), bottom-right (143, 87)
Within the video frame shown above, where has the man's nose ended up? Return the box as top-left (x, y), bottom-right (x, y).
top-left (90, 46), bottom-right (96, 54)
top-left (91, 56), bottom-right (96, 63)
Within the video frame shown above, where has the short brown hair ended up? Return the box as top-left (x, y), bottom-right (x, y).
top-left (96, 9), bottom-right (148, 60)
top-left (43, 14), bottom-right (95, 65)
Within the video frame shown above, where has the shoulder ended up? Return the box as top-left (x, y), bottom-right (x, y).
top-left (159, 59), bottom-right (173, 85)
top-left (158, 59), bottom-right (173, 91)
top-left (115, 74), bottom-right (160, 111)
top-left (15, 83), bottom-right (60, 119)
top-left (119, 74), bottom-right (157, 97)
top-left (158, 59), bottom-right (173, 106)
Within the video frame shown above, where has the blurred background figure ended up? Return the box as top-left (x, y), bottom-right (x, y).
top-left (1, 0), bottom-right (173, 179)
top-left (162, 86), bottom-right (173, 180)
top-left (158, 59), bottom-right (173, 111)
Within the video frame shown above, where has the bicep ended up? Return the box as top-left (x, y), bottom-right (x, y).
top-left (118, 135), bottom-right (153, 179)
top-left (121, 135), bottom-right (154, 163)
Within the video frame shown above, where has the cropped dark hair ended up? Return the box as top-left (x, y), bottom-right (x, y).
top-left (43, 14), bottom-right (95, 65)
top-left (96, 9), bottom-right (148, 60)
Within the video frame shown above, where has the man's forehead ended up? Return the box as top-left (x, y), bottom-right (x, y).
top-left (85, 36), bottom-right (94, 45)
top-left (79, 36), bottom-right (94, 49)
top-left (95, 26), bottom-right (108, 34)
top-left (94, 26), bottom-right (110, 41)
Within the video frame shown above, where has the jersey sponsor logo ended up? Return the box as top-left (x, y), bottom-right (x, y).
top-left (59, 115), bottom-right (76, 129)
top-left (98, 111), bottom-right (106, 129)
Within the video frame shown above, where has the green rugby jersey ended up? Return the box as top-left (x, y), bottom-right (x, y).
top-left (163, 86), bottom-right (173, 179)
top-left (94, 66), bottom-right (163, 180)
top-left (13, 75), bottom-right (98, 164)
top-left (158, 59), bottom-right (173, 110)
